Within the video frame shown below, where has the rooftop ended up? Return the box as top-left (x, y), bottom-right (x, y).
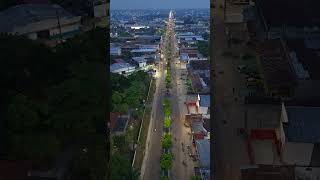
top-left (192, 121), bottom-right (207, 134)
top-left (0, 4), bottom-right (75, 33)
top-left (241, 165), bottom-right (295, 180)
top-left (195, 139), bottom-right (210, 168)
top-left (188, 60), bottom-right (210, 71)
top-left (131, 48), bottom-right (157, 53)
top-left (110, 63), bottom-right (135, 72)
top-left (285, 106), bottom-right (320, 143)
top-left (255, 0), bottom-right (320, 28)
top-left (113, 115), bottom-right (129, 132)
top-left (199, 95), bottom-right (210, 107)
top-left (258, 39), bottom-right (296, 89)
top-left (132, 57), bottom-right (147, 63)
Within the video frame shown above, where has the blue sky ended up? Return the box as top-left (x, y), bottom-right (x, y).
top-left (110, 0), bottom-right (209, 10)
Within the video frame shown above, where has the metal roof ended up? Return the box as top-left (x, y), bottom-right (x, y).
top-left (0, 4), bottom-right (75, 33)
top-left (110, 63), bottom-right (135, 72)
top-left (131, 48), bottom-right (157, 53)
top-left (199, 95), bottom-right (210, 107)
top-left (285, 106), bottom-right (320, 143)
top-left (195, 139), bottom-right (210, 168)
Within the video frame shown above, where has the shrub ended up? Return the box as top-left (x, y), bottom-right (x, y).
top-left (160, 153), bottom-right (173, 170)
top-left (162, 133), bottom-right (172, 149)
top-left (164, 117), bottom-right (171, 129)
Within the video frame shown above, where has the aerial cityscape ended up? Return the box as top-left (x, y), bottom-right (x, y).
top-left (1, 0), bottom-right (320, 179)
top-left (109, 2), bottom-right (210, 180)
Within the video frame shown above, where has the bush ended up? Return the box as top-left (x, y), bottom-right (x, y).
top-left (164, 106), bottom-right (171, 118)
top-left (162, 133), bottom-right (172, 149)
top-left (164, 117), bottom-right (171, 129)
top-left (160, 153), bottom-right (173, 170)
top-left (161, 176), bottom-right (169, 180)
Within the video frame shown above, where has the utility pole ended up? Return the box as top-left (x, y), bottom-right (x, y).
top-left (56, 9), bottom-right (62, 42)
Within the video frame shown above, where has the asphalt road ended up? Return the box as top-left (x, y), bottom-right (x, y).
top-left (141, 56), bottom-right (166, 180)
top-left (168, 15), bottom-right (195, 179)
top-left (142, 12), bottom-right (195, 180)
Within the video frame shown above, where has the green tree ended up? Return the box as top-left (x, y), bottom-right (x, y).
top-left (162, 133), bottom-right (172, 149)
top-left (190, 175), bottom-right (202, 180)
top-left (110, 153), bottom-right (140, 180)
top-left (197, 41), bottom-right (209, 57)
top-left (164, 118), bottom-right (171, 129)
top-left (112, 135), bottom-right (130, 154)
top-left (161, 176), bottom-right (169, 180)
top-left (160, 153), bottom-right (173, 170)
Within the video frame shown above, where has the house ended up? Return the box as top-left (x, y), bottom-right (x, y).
top-left (191, 120), bottom-right (208, 142)
top-left (0, 4), bottom-right (81, 40)
top-left (110, 63), bottom-right (135, 76)
top-left (280, 105), bottom-right (320, 166)
top-left (195, 139), bottom-right (210, 180)
top-left (109, 112), bottom-right (129, 135)
top-left (110, 46), bottom-right (122, 56)
top-left (197, 94), bottom-right (210, 115)
top-left (132, 57), bottom-right (147, 68)
top-left (243, 103), bottom-right (320, 169)
top-left (131, 48), bottom-right (157, 54)
top-left (187, 60), bottom-right (210, 77)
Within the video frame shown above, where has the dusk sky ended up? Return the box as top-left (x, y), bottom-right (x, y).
top-left (110, 0), bottom-right (209, 10)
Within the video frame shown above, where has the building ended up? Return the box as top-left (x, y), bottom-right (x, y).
top-left (257, 39), bottom-right (296, 97)
top-left (252, 0), bottom-right (320, 40)
top-left (131, 48), bottom-right (157, 54)
top-left (0, 4), bottom-right (81, 40)
top-left (191, 120), bottom-right (208, 142)
top-left (196, 94), bottom-right (210, 115)
top-left (243, 103), bottom-right (320, 169)
top-left (132, 57), bottom-right (147, 68)
top-left (195, 139), bottom-right (210, 180)
top-left (110, 46), bottom-right (122, 56)
top-left (110, 63), bottom-right (135, 76)
top-left (109, 112), bottom-right (129, 136)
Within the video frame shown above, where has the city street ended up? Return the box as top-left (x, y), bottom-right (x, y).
top-left (168, 13), bottom-right (195, 179)
top-left (141, 11), bottom-right (198, 180)
top-left (141, 54), bottom-right (166, 180)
